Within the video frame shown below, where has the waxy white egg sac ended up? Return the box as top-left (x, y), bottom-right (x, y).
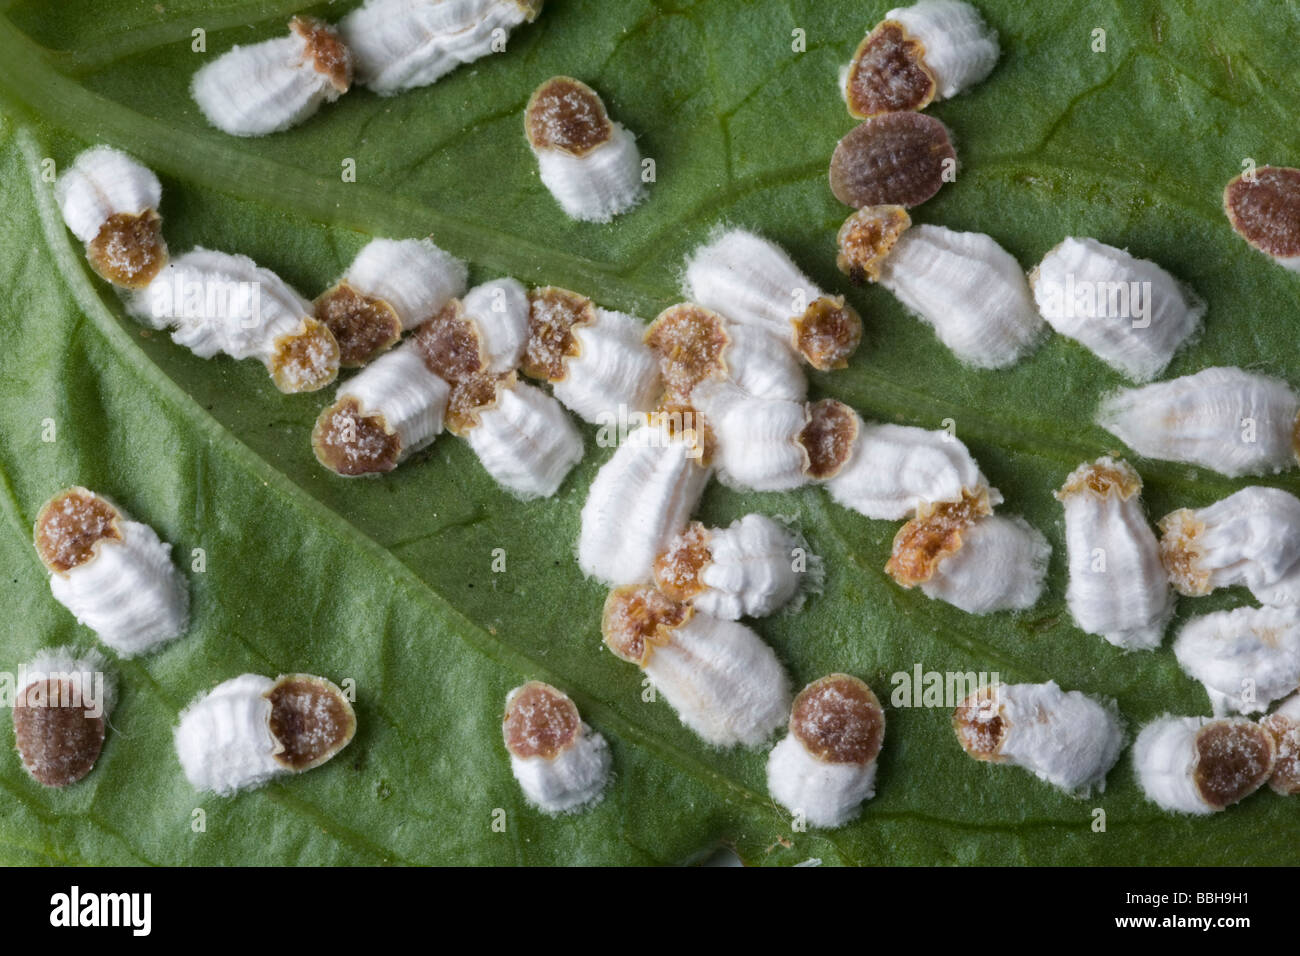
top-left (175, 673), bottom-right (356, 795)
top-left (503, 681), bottom-right (610, 814)
top-left (1096, 366), bottom-right (1300, 478)
top-left (34, 488), bottom-right (188, 657)
top-left (1030, 237), bottom-right (1204, 383)
top-left (602, 586), bottom-right (791, 748)
top-left (953, 681), bottom-right (1123, 795)
top-left (1056, 457), bottom-right (1173, 651)
top-left (767, 674), bottom-right (885, 828)
top-left (1173, 605), bottom-right (1300, 716)
top-left (1134, 715), bottom-right (1275, 814)
top-left (192, 17), bottom-right (353, 137)
top-left (55, 146), bottom-right (168, 290)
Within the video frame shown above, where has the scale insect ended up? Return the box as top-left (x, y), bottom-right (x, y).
top-left (767, 674), bottom-right (885, 828)
top-left (503, 681), bottom-right (610, 814)
top-left (175, 673), bottom-right (356, 795)
top-left (1173, 605), bottom-right (1300, 716)
top-left (12, 647), bottom-right (115, 788)
top-left (34, 488), bottom-right (189, 657)
top-left (55, 146), bottom-right (168, 290)
top-left (1134, 715), bottom-right (1276, 814)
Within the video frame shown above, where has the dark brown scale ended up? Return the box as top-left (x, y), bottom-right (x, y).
top-left (836, 206), bottom-right (912, 283)
top-left (829, 113), bottom-right (955, 209)
top-left (1193, 721), bottom-right (1275, 811)
top-left (524, 287), bottom-right (594, 382)
top-left (1224, 166), bottom-right (1300, 259)
top-left (503, 682), bottom-right (581, 760)
top-left (315, 283), bottom-right (402, 367)
top-left (311, 397), bottom-right (401, 476)
top-left (952, 689), bottom-right (1007, 761)
top-left (525, 77), bottom-right (613, 156)
top-left (885, 490), bottom-right (990, 586)
top-left (87, 211), bottom-right (167, 289)
top-left (790, 674), bottom-right (884, 765)
top-left (34, 489), bottom-right (122, 574)
top-left (267, 674), bottom-right (356, 771)
top-left (292, 16), bottom-right (352, 92)
top-left (845, 22), bottom-right (936, 119)
top-left (653, 522), bottom-right (712, 600)
top-left (1262, 713), bottom-right (1300, 796)
top-left (799, 399), bottom-right (858, 479)
top-left (13, 678), bottom-right (105, 787)
top-left (601, 586), bottom-right (691, 665)
top-left (644, 305), bottom-right (727, 401)
top-left (445, 371), bottom-right (506, 436)
top-left (794, 297), bottom-right (862, 370)
top-left (411, 304), bottom-right (484, 383)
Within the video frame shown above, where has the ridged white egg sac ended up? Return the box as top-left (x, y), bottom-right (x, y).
top-left (953, 682), bottom-right (1123, 795)
top-left (315, 237), bottom-right (468, 366)
top-left (645, 304), bottom-right (806, 405)
top-left (842, 0), bottom-right (999, 118)
top-left (1173, 605), bottom-right (1300, 716)
top-left (1261, 693), bottom-right (1300, 795)
top-left (578, 416), bottom-right (712, 586)
top-left (654, 515), bottom-right (808, 620)
top-left (691, 385), bottom-right (858, 494)
top-left (1030, 237), bottom-right (1205, 383)
top-left (1159, 486), bottom-right (1300, 607)
top-left (34, 488), bottom-right (188, 658)
top-left (175, 673), bottom-right (356, 796)
top-left (128, 248), bottom-right (340, 393)
top-left (522, 286), bottom-right (661, 424)
top-left (1096, 367), bottom-right (1300, 478)
top-left (602, 587), bottom-right (791, 748)
top-left (55, 146), bottom-right (167, 290)
top-left (1224, 166), bottom-right (1300, 273)
top-left (340, 0), bottom-right (541, 94)
top-left (503, 681), bottom-right (610, 814)
top-left (525, 77), bottom-right (643, 223)
top-left (825, 416), bottom-right (1000, 520)
top-left (682, 230), bottom-right (864, 371)
top-left (1055, 458), bottom-right (1173, 651)
top-left (312, 344), bottom-right (450, 476)
top-left (191, 17), bottom-right (352, 137)
top-left (13, 647), bottom-right (115, 788)
top-left (451, 374), bottom-right (583, 500)
top-left (836, 207), bottom-right (1043, 369)
top-left (888, 502), bottom-right (1050, 614)
top-left (409, 279), bottom-right (531, 387)
top-left (1133, 715), bottom-right (1276, 814)
top-left (767, 674), bottom-right (885, 827)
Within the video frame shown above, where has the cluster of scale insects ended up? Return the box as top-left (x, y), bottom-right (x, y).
top-left (16, 0), bottom-right (1300, 832)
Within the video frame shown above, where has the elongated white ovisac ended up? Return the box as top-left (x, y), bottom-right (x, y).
top-left (462, 378), bottom-right (583, 500)
top-left (1174, 605), bottom-right (1300, 715)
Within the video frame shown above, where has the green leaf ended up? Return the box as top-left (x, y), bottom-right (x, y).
top-left (0, 0), bottom-right (1296, 865)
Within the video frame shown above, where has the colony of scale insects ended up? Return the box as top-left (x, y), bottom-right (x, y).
top-left (12, 0), bottom-right (1300, 864)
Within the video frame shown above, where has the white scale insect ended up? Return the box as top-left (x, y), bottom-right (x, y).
top-left (1173, 605), bottom-right (1300, 716)
top-left (315, 237), bottom-right (468, 367)
top-left (602, 586), bottom-right (791, 748)
top-left (841, 0), bottom-right (999, 118)
top-left (523, 286), bottom-right (662, 424)
top-left (175, 673), bottom-right (356, 795)
top-left (502, 681), bottom-right (610, 814)
top-left (12, 647), bottom-right (115, 788)
top-left (55, 146), bottom-right (168, 290)
top-left (953, 682), bottom-right (1123, 794)
top-left (652, 514), bottom-right (811, 620)
top-left (1056, 457), bottom-right (1173, 650)
top-left (1097, 366), bottom-right (1300, 478)
top-left (683, 229), bottom-right (864, 371)
top-left (192, 17), bottom-right (353, 137)
top-left (1159, 486), bottom-right (1300, 607)
top-left (1030, 237), bottom-right (1204, 383)
top-left (1134, 715), bottom-right (1276, 814)
top-left (341, 0), bottom-right (542, 94)
top-left (33, 488), bottom-right (188, 658)
top-left (525, 77), bottom-right (644, 223)
top-left (578, 414), bottom-right (712, 586)
top-left (836, 206), bottom-right (1044, 369)
top-left (767, 674), bottom-right (886, 828)
top-left (129, 247), bottom-right (341, 394)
